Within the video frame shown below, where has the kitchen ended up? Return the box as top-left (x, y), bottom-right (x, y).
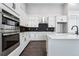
top-left (0, 3), bottom-right (79, 56)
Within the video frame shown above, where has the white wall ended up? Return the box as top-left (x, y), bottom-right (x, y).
top-left (25, 3), bottom-right (66, 28)
top-left (26, 3), bottom-right (65, 16)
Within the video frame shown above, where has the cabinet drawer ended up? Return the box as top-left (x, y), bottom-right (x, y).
top-left (56, 16), bottom-right (67, 22)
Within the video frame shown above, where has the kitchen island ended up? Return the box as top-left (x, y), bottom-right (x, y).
top-left (47, 33), bottom-right (79, 56)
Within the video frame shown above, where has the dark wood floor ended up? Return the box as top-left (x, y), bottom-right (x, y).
top-left (20, 40), bottom-right (46, 56)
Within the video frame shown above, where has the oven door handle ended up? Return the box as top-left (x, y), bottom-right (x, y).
top-left (3, 14), bottom-right (14, 20)
top-left (2, 14), bottom-right (19, 22)
top-left (2, 32), bottom-right (19, 36)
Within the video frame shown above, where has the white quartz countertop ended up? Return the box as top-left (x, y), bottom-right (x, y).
top-left (47, 33), bottom-right (79, 39)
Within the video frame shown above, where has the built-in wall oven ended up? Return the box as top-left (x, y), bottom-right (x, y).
top-left (0, 9), bottom-right (20, 56)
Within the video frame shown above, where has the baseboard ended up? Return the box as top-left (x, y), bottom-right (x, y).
top-left (30, 40), bottom-right (46, 42)
top-left (30, 39), bottom-right (46, 41)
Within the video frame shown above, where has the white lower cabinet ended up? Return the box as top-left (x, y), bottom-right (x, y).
top-left (47, 38), bottom-right (79, 56)
top-left (27, 32), bottom-right (52, 40)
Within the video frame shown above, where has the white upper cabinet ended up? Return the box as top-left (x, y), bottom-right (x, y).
top-left (27, 16), bottom-right (39, 27)
top-left (14, 3), bottom-right (21, 14)
top-left (56, 16), bottom-right (68, 22)
top-left (27, 16), bottom-right (56, 27)
top-left (48, 16), bottom-right (55, 27)
top-left (16, 4), bottom-right (28, 27)
top-left (3, 3), bottom-right (20, 13)
top-left (3, 3), bottom-right (13, 9)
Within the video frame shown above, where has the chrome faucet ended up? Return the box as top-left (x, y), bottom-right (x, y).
top-left (71, 25), bottom-right (79, 35)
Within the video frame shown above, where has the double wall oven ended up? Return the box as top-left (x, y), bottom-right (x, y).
top-left (0, 9), bottom-right (20, 56)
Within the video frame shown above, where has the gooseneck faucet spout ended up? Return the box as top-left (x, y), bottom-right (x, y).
top-left (71, 25), bottom-right (78, 35)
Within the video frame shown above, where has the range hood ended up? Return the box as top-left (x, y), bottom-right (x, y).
top-left (38, 23), bottom-right (48, 31)
top-left (39, 17), bottom-right (49, 23)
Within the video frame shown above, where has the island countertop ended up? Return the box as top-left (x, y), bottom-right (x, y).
top-left (47, 33), bottom-right (79, 39)
top-left (47, 33), bottom-right (79, 56)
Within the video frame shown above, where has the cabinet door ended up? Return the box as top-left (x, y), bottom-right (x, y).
top-left (14, 3), bottom-right (21, 14)
top-left (56, 16), bottom-right (67, 22)
top-left (20, 33), bottom-right (25, 44)
top-left (3, 3), bottom-right (13, 9)
top-left (20, 33), bottom-right (23, 44)
top-left (18, 4), bottom-right (28, 26)
top-left (48, 16), bottom-right (55, 27)
top-left (20, 17), bottom-right (25, 26)
top-left (27, 16), bottom-right (39, 27)
top-left (47, 38), bottom-right (55, 56)
top-left (3, 3), bottom-right (18, 11)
